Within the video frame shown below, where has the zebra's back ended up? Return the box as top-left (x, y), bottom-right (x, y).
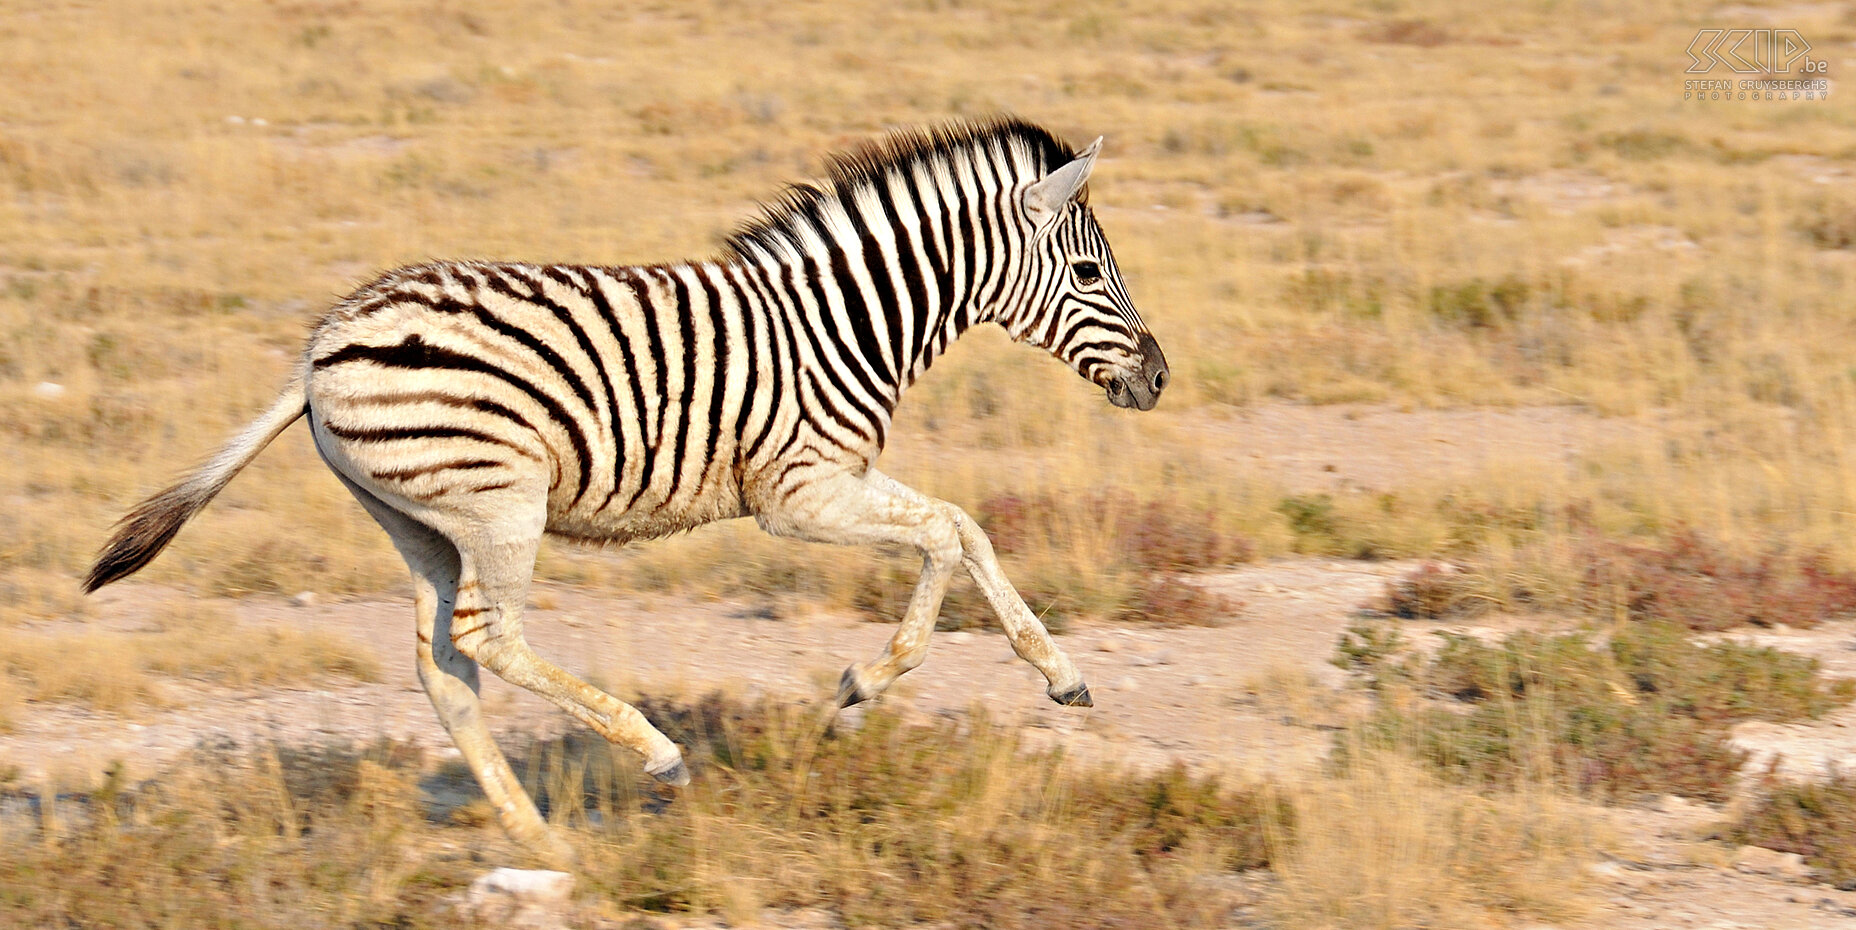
top-left (306, 259), bottom-right (804, 543)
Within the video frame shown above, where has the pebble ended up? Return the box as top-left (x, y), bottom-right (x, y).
top-left (463, 868), bottom-right (575, 924)
top-left (1587, 860), bottom-right (1627, 879)
top-left (290, 591), bottom-right (318, 608)
top-left (1096, 639), bottom-right (1121, 653)
top-left (1650, 794), bottom-right (1703, 816)
top-left (944, 631), bottom-right (973, 645)
top-left (467, 867), bottom-right (574, 905)
top-left (1186, 675), bottom-right (1208, 687)
top-left (1114, 676), bottom-right (1138, 692)
top-left (1732, 845), bottom-right (1813, 881)
top-left (31, 381), bottom-right (64, 399)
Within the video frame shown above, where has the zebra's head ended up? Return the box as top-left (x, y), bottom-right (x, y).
top-left (1002, 137), bottom-right (1169, 412)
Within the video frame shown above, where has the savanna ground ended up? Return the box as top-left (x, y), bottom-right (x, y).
top-left (3, 0), bottom-right (1856, 927)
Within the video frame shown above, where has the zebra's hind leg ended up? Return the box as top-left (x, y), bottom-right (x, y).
top-left (433, 496), bottom-right (689, 788)
top-left (757, 470), bottom-right (963, 706)
top-left (330, 473), bottom-right (574, 866)
top-left (864, 471), bottom-right (1089, 707)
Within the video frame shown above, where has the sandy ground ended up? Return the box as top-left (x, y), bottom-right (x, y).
top-left (12, 565), bottom-right (1856, 929)
top-left (7, 404), bottom-right (1856, 928)
top-left (8, 558), bottom-right (1403, 788)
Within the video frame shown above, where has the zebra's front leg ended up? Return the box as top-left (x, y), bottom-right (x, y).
top-left (865, 471), bottom-right (1089, 707)
top-left (758, 470), bottom-right (962, 706)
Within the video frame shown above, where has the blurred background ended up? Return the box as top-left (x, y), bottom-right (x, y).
top-left (3, 1), bottom-right (1856, 927)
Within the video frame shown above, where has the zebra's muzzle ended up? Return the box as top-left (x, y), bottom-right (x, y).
top-left (1106, 332), bottom-right (1169, 411)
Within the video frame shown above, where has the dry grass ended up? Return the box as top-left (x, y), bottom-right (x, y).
top-left (0, 603), bottom-right (379, 726)
top-left (0, 0), bottom-right (1852, 623)
top-left (0, 696), bottom-right (1285, 929)
top-left (0, 693), bottom-right (1616, 929)
top-left (4, 0), bottom-right (1856, 923)
top-left (1270, 748), bottom-right (1601, 930)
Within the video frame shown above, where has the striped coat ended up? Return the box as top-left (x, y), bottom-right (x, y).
top-left (87, 117), bottom-right (1170, 864)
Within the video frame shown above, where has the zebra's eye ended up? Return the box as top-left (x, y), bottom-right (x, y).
top-left (1071, 260), bottom-right (1101, 286)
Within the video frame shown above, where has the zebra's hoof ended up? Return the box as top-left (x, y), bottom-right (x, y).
top-left (647, 758), bottom-right (690, 787)
top-left (1049, 682), bottom-right (1093, 707)
top-left (837, 666), bottom-right (873, 708)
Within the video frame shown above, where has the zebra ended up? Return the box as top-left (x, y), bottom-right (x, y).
top-left (83, 116), bottom-right (1169, 865)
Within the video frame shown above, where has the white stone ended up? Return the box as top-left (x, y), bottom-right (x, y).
top-left (1650, 794), bottom-right (1703, 816)
top-left (944, 630), bottom-right (973, 644)
top-left (290, 591), bottom-right (318, 608)
top-left (31, 381), bottom-right (64, 399)
top-left (1096, 639), bottom-right (1121, 653)
top-left (1731, 845), bottom-right (1812, 881)
top-left (1115, 676), bottom-right (1138, 692)
top-left (467, 867), bottom-right (575, 906)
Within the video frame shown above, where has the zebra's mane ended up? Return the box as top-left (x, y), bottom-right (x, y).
top-left (721, 116), bottom-right (1078, 262)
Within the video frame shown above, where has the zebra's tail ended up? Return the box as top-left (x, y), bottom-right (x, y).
top-left (83, 363), bottom-right (311, 593)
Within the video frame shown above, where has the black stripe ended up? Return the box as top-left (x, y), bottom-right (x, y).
top-left (692, 265), bottom-right (732, 498)
top-left (314, 334), bottom-right (591, 500)
top-left (920, 164), bottom-right (963, 364)
top-left (744, 260), bottom-right (793, 462)
top-left (554, 266), bottom-right (648, 514)
top-left (973, 150), bottom-right (1015, 318)
top-left (825, 223), bottom-right (896, 393)
top-left (794, 243), bottom-right (889, 427)
top-left (783, 257), bottom-right (882, 444)
top-left (953, 155), bottom-right (982, 333)
top-left (841, 187), bottom-right (905, 388)
top-left (322, 421), bottom-right (517, 448)
top-left (802, 369), bottom-right (873, 445)
top-left (492, 267), bottom-right (627, 509)
top-left (885, 170), bottom-right (940, 377)
top-left (1068, 338), bottom-right (1137, 359)
top-left (1058, 319), bottom-right (1134, 356)
top-left (345, 390), bottom-right (544, 452)
top-left (478, 269), bottom-right (609, 428)
top-left (659, 268), bottom-right (700, 510)
top-left (724, 265), bottom-right (761, 464)
top-left (502, 266), bottom-right (621, 449)
top-left (371, 458), bottom-right (504, 481)
top-left (612, 269), bottom-right (667, 507)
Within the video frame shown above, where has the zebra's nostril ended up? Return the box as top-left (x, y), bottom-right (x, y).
top-left (1152, 370), bottom-right (1168, 392)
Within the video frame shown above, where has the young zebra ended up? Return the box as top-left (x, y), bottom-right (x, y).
top-left (85, 117), bottom-right (1169, 864)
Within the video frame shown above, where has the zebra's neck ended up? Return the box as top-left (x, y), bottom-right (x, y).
top-left (726, 198), bottom-right (1004, 417)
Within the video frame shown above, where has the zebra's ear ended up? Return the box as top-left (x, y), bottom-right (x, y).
top-left (1023, 136), bottom-right (1102, 232)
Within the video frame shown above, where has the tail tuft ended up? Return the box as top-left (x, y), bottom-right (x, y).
top-left (83, 364), bottom-right (309, 593)
top-left (83, 479), bottom-right (223, 593)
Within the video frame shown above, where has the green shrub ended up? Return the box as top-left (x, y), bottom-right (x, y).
top-left (1339, 623), bottom-right (1854, 801)
top-left (1732, 775), bottom-right (1856, 887)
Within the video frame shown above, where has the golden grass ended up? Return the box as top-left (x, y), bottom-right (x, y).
top-left (2, 2), bottom-right (1851, 921)
top-left (0, 0), bottom-right (1851, 623)
top-left (0, 697), bottom-right (1288, 929)
top-left (1270, 747), bottom-right (1603, 930)
top-left (0, 603), bottom-right (379, 725)
top-left (0, 694), bottom-right (1610, 929)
